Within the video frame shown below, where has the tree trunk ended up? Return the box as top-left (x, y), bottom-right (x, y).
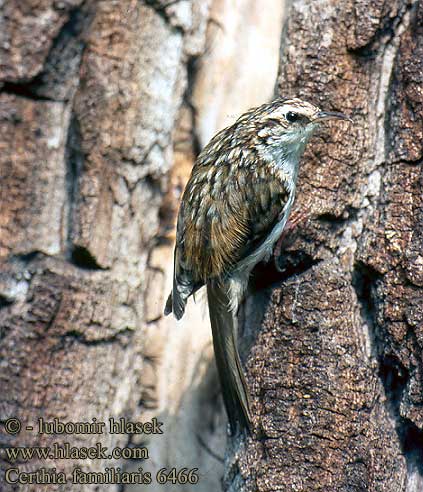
top-left (230, 0), bottom-right (423, 491)
top-left (0, 1), bottom-right (212, 491)
top-left (1, 0), bottom-right (421, 491)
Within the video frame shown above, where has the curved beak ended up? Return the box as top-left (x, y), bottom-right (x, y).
top-left (313, 111), bottom-right (353, 123)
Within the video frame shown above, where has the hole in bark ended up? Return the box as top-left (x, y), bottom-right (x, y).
top-left (16, 251), bottom-right (39, 263)
top-left (1, 82), bottom-right (54, 101)
top-left (71, 246), bottom-right (103, 270)
top-left (0, 295), bottom-right (13, 310)
top-left (316, 206), bottom-right (359, 229)
top-left (317, 212), bottom-right (348, 225)
top-left (352, 261), bottom-right (382, 338)
top-left (253, 251), bottom-right (320, 292)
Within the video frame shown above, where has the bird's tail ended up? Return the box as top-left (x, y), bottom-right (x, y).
top-left (207, 280), bottom-right (252, 433)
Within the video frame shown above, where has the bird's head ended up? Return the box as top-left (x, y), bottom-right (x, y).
top-left (252, 97), bottom-right (352, 159)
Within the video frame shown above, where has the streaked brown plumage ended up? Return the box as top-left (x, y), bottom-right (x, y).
top-left (165, 97), bottom-right (351, 432)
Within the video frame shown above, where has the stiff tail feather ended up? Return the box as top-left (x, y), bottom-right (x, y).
top-left (207, 280), bottom-right (252, 433)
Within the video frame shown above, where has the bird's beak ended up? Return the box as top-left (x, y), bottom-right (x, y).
top-left (313, 111), bottom-right (353, 123)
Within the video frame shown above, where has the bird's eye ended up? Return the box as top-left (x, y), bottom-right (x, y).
top-left (285, 111), bottom-right (299, 123)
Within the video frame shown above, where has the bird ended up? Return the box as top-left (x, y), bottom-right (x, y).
top-left (164, 97), bottom-right (351, 433)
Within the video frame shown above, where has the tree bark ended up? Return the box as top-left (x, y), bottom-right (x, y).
top-left (230, 0), bottom-right (423, 491)
top-left (1, 0), bottom-right (421, 491)
top-left (0, 1), bottom-right (211, 491)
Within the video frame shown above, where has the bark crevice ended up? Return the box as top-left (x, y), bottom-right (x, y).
top-left (0, 4), bottom-right (90, 101)
top-left (64, 114), bottom-right (86, 266)
top-left (353, 260), bottom-right (423, 485)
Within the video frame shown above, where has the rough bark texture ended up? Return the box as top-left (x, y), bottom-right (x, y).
top-left (0, 1), bottom-right (211, 490)
top-left (229, 0), bottom-right (423, 491)
top-left (1, 0), bottom-right (421, 491)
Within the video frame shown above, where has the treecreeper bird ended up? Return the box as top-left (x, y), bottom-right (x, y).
top-left (164, 98), bottom-right (351, 433)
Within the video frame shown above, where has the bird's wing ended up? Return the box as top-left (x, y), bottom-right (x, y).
top-left (179, 162), bottom-right (291, 282)
top-left (165, 160), bottom-right (291, 319)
